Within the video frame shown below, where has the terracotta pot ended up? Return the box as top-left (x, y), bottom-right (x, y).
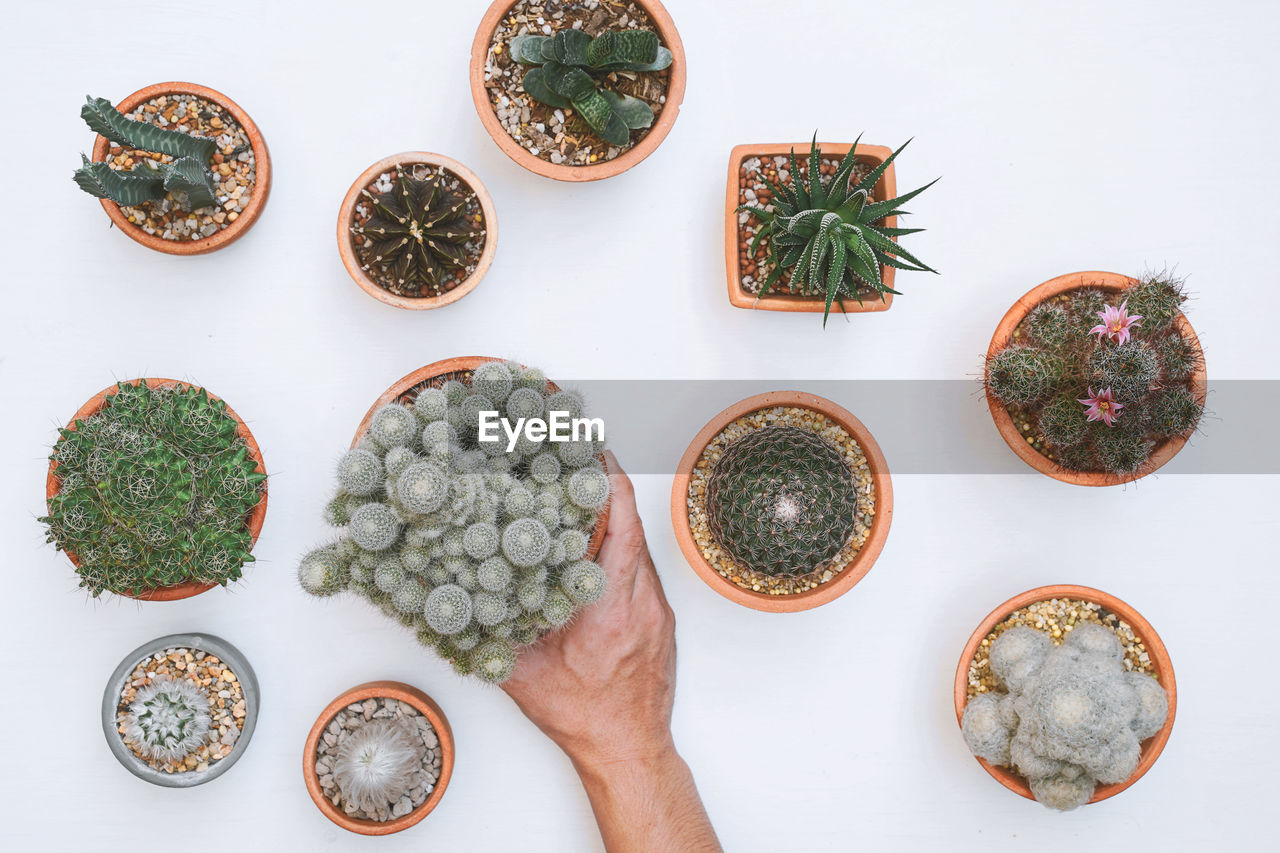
top-left (670, 391), bottom-right (893, 612)
top-left (353, 356), bottom-right (609, 559)
top-left (725, 142), bottom-right (898, 314)
top-left (985, 271), bottom-right (1207, 485)
top-left (337, 152), bottom-right (498, 310)
top-left (469, 0), bottom-right (687, 182)
top-left (953, 584), bottom-right (1177, 805)
top-left (90, 82), bottom-right (271, 254)
top-left (45, 378), bottom-right (269, 601)
top-left (303, 681), bottom-right (455, 835)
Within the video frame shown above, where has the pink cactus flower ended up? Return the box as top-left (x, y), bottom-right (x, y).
top-left (1090, 300), bottom-right (1143, 345)
top-left (1079, 387), bottom-right (1124, 426)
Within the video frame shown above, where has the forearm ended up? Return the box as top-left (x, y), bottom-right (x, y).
top-left (573, 746), bottom-right (722, 853)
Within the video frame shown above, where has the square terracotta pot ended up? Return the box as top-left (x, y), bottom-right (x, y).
top-left (725, 142), bottom-right (897, 313)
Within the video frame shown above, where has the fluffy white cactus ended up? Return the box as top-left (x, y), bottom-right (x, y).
top-left (333, 719), bottom-right (425, 813)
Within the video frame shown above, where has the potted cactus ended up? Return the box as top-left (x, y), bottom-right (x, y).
top-left (984, 271), bottom-right (1206, 485)
top-left (74, 83), bottom-right (271, 253)
top-left (338, 152), bottom-right (497, 310)
top-left (671, 391), bottom-right (892, 612)
top-left (102, 633), bottom-right (259, 787)
top-left (727, 135), bottom-right (937, 323)
top-left (297, 357), bottom-right (610, 682)
top-left (303, 681), bottom-right (454, 835)
top-left (470, 0), bottom-right (686, 181)
top-left (955, 586), bottom-right (1176, 810)
top-left (42, 379), bottom-right (268, 601)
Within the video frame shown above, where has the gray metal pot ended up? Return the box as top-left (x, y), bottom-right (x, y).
top-left (101, 633), bottom-right (259, 788)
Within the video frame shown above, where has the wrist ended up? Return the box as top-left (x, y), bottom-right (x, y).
top-left (569, 734), bottom-right (681, 783)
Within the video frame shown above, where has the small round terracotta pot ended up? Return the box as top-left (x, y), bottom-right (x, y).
top-left (337, 152), bottom-right (498, 310)
top-left (953, 584), bottom-right (1176, 805)
top-left (670, 391), bottom-right (893, 612)
top-left (725, 142), bottom-right (897, 314)
top-left (469, 0), bottom-right (687, 181)
top-left (985, 271), bottom-right (1207, 486)
top-left (303, 681), bottom-right (455, 835)
top-left (353, 356), bottom-right (609, 558)
top-left (90, 82), bottom-right (271, 254)
top-left (46, 378), bottom-right (269, 601)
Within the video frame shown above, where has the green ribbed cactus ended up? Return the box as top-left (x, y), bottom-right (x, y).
top-left (41, 381), bottom-right (266, 597)
top-left (706, 425), bottom-right (856, 577)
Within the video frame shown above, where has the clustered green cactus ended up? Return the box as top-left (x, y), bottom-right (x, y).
top-left (962, 623), bottom-right (1168, 810)
top-left (511, 28), bottom-right (672, 145)
top-left (740, 134), bottom-right (938, 325)
top-left (122, 676), bottom-right (212, 762)
top-left (351, 169), bottom-right (485, 297)
top-left (298, 361), bottom-right (610, 684)
top-left (706, 425), bottom-right (857, 577)
top-left (73, 96), bottom-right (219, 208)
top-left (333, 719), bottom-right (426, 813)
top-left (985, 273), bottom-right (1203, 477)
top-left (41, 381), bottom-right (266, 597)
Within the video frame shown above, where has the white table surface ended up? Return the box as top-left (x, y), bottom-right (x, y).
top-left (2, 0), bottom-right (1276, 849)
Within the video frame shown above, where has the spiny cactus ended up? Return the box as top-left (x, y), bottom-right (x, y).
top-left (706, 425), bottom-right (857, 577)
top-left (985, 272), bottom-right (1203, 478)
top-left (123, 677), bottom-right (212, 762)
top-left (739, 134), bottom-right (938, 325)
top-left (333, 719), bottom-right (426, 813)
top-left (73, 96), bottom-right (218, 208)
top-left (42, 381), bottom-right (266, 597)
top-left (297, 361), bottom-right (609, 683)
top-left (962, 623), bottom-right (1168, 811)
top-left (351, 171), bottom-right (484, 295)
top-left (510, 28), bottom-right (672, 145)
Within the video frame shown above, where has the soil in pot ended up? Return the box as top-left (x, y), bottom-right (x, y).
top-left (685, 405), bottom-right (875, 597)
top-left (481, 0), bottom-right (672, 168)
top-left (96, 92), bottom-right (258, 244)
top-left (347, 162), bottom-right (489, 301)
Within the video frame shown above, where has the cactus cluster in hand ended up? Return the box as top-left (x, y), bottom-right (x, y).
top-left (962, 623), bottom-right (1168, 811)
top-left (73, 96), bottom-right (219, 209)
top-left (41, 381), bottom-right (266, 597)
top-left (739, 134), bottom-right (938, 325)
top-left (351, 168), bottom-right (485, 296)
top-left (511, 28), bottom-right (672, 145)
top-left (333, 719), bottom-right (426, 813)
top-left (122, 676), bottom-right (212, 762)
top-left (985, 273), bottom-right (1203, 477)
top-left (297, 360), bottom-right (610, 683)
top-left (706, 425), bottom-right (857, 577)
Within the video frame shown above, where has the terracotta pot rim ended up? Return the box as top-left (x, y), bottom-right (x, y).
top-left (725, 142), bottom-right (898, 314)
top-left (45, 378), bottom-right (269, 601)
top-left (352, 356), bottom-right (609, 559)
top-left (669, 390), bottom-right (893, 612)
top-left (89, 82), bottom-right (271, 255)
top-left (302, 680), bottom-right (455, 835)
top-left (952, 584), bottom-right (1177, 805)
top-left (984, 271), bottom-right (1208, 486)
top-left (469, 0), bottom-right (686, 182)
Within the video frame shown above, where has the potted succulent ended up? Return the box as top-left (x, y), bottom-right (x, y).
top-left (670, 391), bottom-right (892, 612)
top-left (470, 0), bottom-right (686, 181)
top-left (984, 270), bottom-right (1206, 485)
top-left (303, 681), bottom-right (454, 835)
top-left (74, 83), bottom-right (271, 253)
top-left (297, 357), bottom-right (610, 682)
top-left (727, 134), bottom-right (937, 323)
top-left (42, 379), bottom-right (269, 601)
top-left (954, 585), bottom-right (1176, 810)
top-left (337, 152), bottom-right (497, 310)
top-left (102, 633), bottom-right (259, 787)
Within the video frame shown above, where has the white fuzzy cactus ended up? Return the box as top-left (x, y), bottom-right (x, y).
top-left (333, 719), bottom-right (424, 813)
top-left (123, 677), bottom-right (212, 762)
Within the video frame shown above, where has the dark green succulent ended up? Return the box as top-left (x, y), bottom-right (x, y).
top-left (351, 171), bottom-right (483, 296)
top-left (73, 96), bottom-right (219, 208)
top-left (740, 134), bottom-right (938, 325)
top-left (510, 28), bottom-right (672, 145)
top-left (42, 381), bottom-right (266, 597)
top-left (706, 426), bottom-right (857, 577)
